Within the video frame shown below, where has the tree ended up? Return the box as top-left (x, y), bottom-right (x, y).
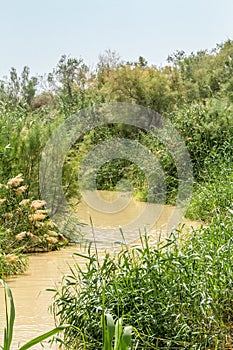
top-left (100, 63), bottom-right (176, 113)
top-left (0, 66), bottom-right (38, 107)
top-left (47, 55), bottom-right (94, 113)
top-left (97, 49), bottom-right (122, 86)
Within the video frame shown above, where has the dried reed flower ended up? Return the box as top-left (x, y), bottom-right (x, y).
top-left (28, 213), bottom-right (46, 221)
top-left (30, 200), bottom-right (46, 211)
top-left (27, 232), bottom-right (42, 243)
top-left (15, 231), bottom-right (27, 241)
top-left (4, 254), bottom-right (18, 264)
top-left (19, 199), bottom-right (30, 206)
top-left (45, 236), bottom-right (58, 244)
top-left (7, 174), bottom-right (24, 187)
top-left (16, 185), bottom-right (28, 195)
top-left (35, 209), bottom-right (47, 214)
top-left (31, 247), bottom-right (45, 253)
top-left (58, 234), bottom-right (68, 243)
top-left (45, 220), bottom-right (57, 228)
top-left (47, 230), bottom-right (58, 237)
top-left (35, 221), bottom-right (44, 228)
top-left (3, 213), bottom-right (13, 219)
top-left (0, 198), bottom-right (6, 205)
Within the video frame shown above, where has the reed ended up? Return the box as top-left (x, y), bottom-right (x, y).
top-left (0, 279), bottom-right (68, 350)
top-left (52, 215), bottom-right (233, 349)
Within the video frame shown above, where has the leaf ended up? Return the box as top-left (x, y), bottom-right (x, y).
top-left (228, 208), bottom-right (233, 215)
top-left (102, 313), bottom-right (115, 350)
top-left (0, 279), bottom-right (15, 350)
top-left (121, 326), bottom-right (132, 349)
top-left (114, 318), bottom-right (123, 350)
top-left (105, 313), bottom-right (115, 343)
top-left (18, 325), bottom-right (69, 350)
top-left (5, 144), bottom-right (12, 150)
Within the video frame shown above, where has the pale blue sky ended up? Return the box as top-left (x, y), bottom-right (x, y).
top-left (0, 0), bottom-right (232, 77)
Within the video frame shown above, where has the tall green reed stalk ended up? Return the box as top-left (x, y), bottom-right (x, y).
top-left (102, 313), bottom-right (132, 350)
top-left (0, 279), bottom-right (68, 350)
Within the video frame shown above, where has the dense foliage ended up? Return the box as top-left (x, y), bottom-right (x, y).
top-left (0, 40), bottom-right (233, 348)
top-left (52, 215), bottom-right (233, 349)
top-left (0, 40), bottom-right (232, 203)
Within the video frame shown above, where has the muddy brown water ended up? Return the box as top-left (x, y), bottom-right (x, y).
top-left (0, 191), bottom-right (202, 349)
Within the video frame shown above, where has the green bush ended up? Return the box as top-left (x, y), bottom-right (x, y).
top-left (167, 100), bottom-right (233, 178)
top-left (186, 153), bottom-right (233, 221)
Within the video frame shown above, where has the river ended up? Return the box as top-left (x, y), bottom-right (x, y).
top-left (0, 191), bottom-right (201, 349)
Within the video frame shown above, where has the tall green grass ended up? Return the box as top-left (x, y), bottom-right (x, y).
top-left (51, 213), bottom-right (233, 349)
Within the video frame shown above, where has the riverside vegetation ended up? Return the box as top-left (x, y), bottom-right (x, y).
top-left (0, 40), bottom-right (232, 348)
top-left (0, 174), bottom-right (68, 276)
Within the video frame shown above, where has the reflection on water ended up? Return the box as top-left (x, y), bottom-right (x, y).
top-left (0, 192), bottom-right (201, 349)
top-left (75, 190), bottom-right (200, 244)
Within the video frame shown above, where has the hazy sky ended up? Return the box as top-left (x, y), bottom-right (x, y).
top-left (0, 0), bottom-right (232, 77)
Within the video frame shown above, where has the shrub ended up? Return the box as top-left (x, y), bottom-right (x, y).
top-left (186, 153), bottom-right (233, 221)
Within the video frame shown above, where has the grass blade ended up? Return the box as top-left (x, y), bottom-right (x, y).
top-left (121, 326), bottom-right (132, 350)
top-left (18, 325), bottom-right (69, 350)
top-left (0, 279), bottom-right (15, 350)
